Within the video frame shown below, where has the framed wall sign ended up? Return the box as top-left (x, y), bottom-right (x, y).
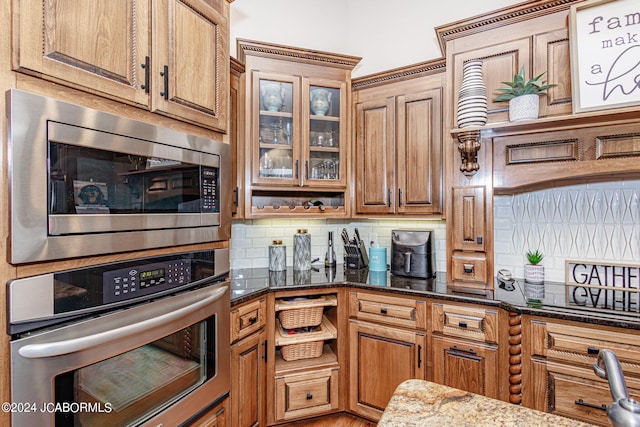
top-left (569, 0), bottom-right (640, 113)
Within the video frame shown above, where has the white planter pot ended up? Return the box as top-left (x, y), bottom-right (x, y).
top-left (509, 94), bottom-right (540, 121)
top-left (524, 264), bottom-right (544, 284)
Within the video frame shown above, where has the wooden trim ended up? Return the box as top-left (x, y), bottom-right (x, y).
top-left (352, 58), bottom-right (446, 90)
top-left (237, 39), bottom-right (361, 70)
top-left (230, 56), bottom-right (245, 74)
top-left (435, 0), bottom-right (581, 55)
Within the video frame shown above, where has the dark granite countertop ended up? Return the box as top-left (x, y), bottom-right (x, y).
top-left (230, 265), bottom-right (640, 329)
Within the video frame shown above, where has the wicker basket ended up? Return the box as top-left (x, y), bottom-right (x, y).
top-left (278, 306), bottom-right (324, 329)
top-left (280, 340), bottom-right (324, 361)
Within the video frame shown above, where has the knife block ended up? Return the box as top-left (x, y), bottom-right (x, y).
top-left (345, 249), bottom-right (366, 270)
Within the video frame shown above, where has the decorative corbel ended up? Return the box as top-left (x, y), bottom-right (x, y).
top-left (457, 130), bottom-right (481, 178)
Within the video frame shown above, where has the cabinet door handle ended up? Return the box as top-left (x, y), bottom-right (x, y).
top-left (306, 392), bottom-right (313, 400)
top-left (233, 186), bottom-right (239, 207)
top-left (305, 160), bottom-right (309, 180)
top-left (380, 308), bottom-right (388, 314)
top-left (159, 65), bottom-right (169, 100)
top-left (140, 56), bottom-right (150, 93)
top-left (295, 160), bottom-right (299, 179)
top-left (418, 344), bottom-right (422, 368)
top-left (398, 188), bottom-right (403, 207)
top-left (388, 189), bottom-right (392, 208)
top-left (262, 340), bottom-right (267, 362)
top-left (587, 346), bottom-right (600, 355)
top-left (575, 399), bottom-right (606, 411)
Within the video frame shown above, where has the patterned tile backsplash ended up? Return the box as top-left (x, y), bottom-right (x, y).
top-left (230, 218), bottom-right (447, 272)
top-left (494, 180), bottom-right (640, 282)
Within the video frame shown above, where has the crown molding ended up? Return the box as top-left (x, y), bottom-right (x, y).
top-left (352, 58), bottom-right (446, 90)
top-left (435, 0), bottom-right (581, 55)
top-left (237, 39), bottom-right (361, 70)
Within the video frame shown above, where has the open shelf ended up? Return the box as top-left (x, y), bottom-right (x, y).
top-left (275, 316), bottom-right (337, 346)
top-left (275, 345), bottom-right (338, 375)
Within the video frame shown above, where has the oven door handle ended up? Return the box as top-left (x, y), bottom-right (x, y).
top-left (18, 286), bottom-right (227, 359)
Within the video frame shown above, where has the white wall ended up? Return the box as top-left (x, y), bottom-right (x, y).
top-left (230, 0), bottom-right (524, 77)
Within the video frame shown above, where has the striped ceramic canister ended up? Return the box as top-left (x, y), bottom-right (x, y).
top-left (293, 229), bottom-right (311, 270)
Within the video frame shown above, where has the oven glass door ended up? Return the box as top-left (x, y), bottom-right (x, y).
top-left (54, 319), bottom-right (214, 427)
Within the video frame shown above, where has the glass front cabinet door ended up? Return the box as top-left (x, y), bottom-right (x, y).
top-left (251, 72), bottom-right (346, 189)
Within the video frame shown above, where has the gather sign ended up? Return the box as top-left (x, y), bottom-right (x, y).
top-left (566, 260), bottom-right (640, 313)
top-left (569, 0), bottom-right (640, 112)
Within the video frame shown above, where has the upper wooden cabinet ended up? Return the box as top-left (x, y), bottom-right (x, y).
top-left (238, 39), bottom-right (360, 218)
top-left (352, 60), bottom-right (445, 216)
top-left (13, 0), bottom-right (229, 132)
top-left (438, 2), bottom-right (573, 129)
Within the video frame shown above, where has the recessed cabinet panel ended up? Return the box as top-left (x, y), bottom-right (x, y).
top-left (152, 0), bottom-right (229, 131)
top-left (452, 186), bottom-right (486, 252)
top-left (14, 0), bottom-right (149, 106)
top-left (355, 98), bottom-right (395, 214)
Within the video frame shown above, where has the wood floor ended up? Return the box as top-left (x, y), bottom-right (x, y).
top-left (280, 412), bottom-right (377, 426)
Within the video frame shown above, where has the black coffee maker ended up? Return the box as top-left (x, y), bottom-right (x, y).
top-left (391, 230), bottom-right (435, 278)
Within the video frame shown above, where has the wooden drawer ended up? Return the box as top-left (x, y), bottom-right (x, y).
top-left (230, 298), bottom-right (266, 343)
top-left (431, 302), bottom-right (498, 343)
top-left (451, 251), bottom-right (486, 284)
top-left (349, 291), bottom-right (427, 329)
top-left (547, 361), bottom-right (640, 426)
top-left (530, 319), bottom-right (640, 376)
top-left (275, 368), bottom-right (339, 421)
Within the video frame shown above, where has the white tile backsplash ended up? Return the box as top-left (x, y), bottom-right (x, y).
top-left (494, 180), bottom-right (640, 282)
top-left (231, 218), bottom-right (447, 271)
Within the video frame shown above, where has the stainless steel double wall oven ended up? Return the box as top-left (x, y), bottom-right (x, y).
top-left (6, 89), bottom-right (233, 426)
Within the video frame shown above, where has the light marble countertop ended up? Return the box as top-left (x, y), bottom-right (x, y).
top-left (378, 380), bottom-right (597, 427)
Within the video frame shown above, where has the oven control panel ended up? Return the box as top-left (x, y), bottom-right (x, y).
top-left (102, 259), bottom-right (192, 304)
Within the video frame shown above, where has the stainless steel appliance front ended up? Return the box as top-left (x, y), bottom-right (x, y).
top-left (7, 89), bottom-right (231, 264)
top-left (9, 249), bottom-right (230, 426)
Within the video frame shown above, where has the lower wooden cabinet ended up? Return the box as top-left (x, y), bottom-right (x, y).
top-left (431, 335), bottom-right (499, 399)
top-left (230, 328), bottom-right (266, 427)
top-left (274, 367), bottom-right (339, 421)
top-left (191, 397), bottom-right (229, 427)
top-left (348, 319), bottom-right (426, 421)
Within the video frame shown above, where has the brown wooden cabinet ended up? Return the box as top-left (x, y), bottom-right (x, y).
top-left (348, 319), bottom-right (426, 421)
top-left (522, 315), bottom-right (640, 426)
top-left (352, 61), bottom-right (444, 216)
top-left (230, 298), bottom-right (267, 427)
top-left (238, 39), bottom-right (360, 218)
top-left (430, 301), bottom-right (505, 401)
top-left (431, 335), bottom-right (499, 398)
top-left (191, 397), bottom-right (229, 427)
top-left (450, 186), bottom-right (488, 287)
top-left (14, 0), bottom-right (229, 132)
top-left (230, 57), bottom-right (245, 217)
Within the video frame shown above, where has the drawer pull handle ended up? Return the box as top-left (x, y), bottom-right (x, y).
top-left (463, 264), bottom-right (474, 274)
top-left (306, 393), bottom-right (313, 400)
top-left (248, 316), bottom-right (258, 324)
top-left (380, 308), bottom-right (388, 314)
top-left (575, 399), bottom-right (607, 411)
top-left (587, 346), bottom-right (600, 355)
top-left (459, 321), bottom-right (468, 328)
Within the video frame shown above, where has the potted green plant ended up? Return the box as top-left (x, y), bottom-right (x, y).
top-left (524, 249), bottom-right (545, 284)
top-left (493, 67), bottom-right (556, 121)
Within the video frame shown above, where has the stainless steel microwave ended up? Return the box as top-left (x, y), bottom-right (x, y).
top-left (7, 89), bottom-right (230, 264)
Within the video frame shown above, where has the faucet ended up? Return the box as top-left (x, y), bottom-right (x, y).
top-left (593, 349), bottom-right (640, 427)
